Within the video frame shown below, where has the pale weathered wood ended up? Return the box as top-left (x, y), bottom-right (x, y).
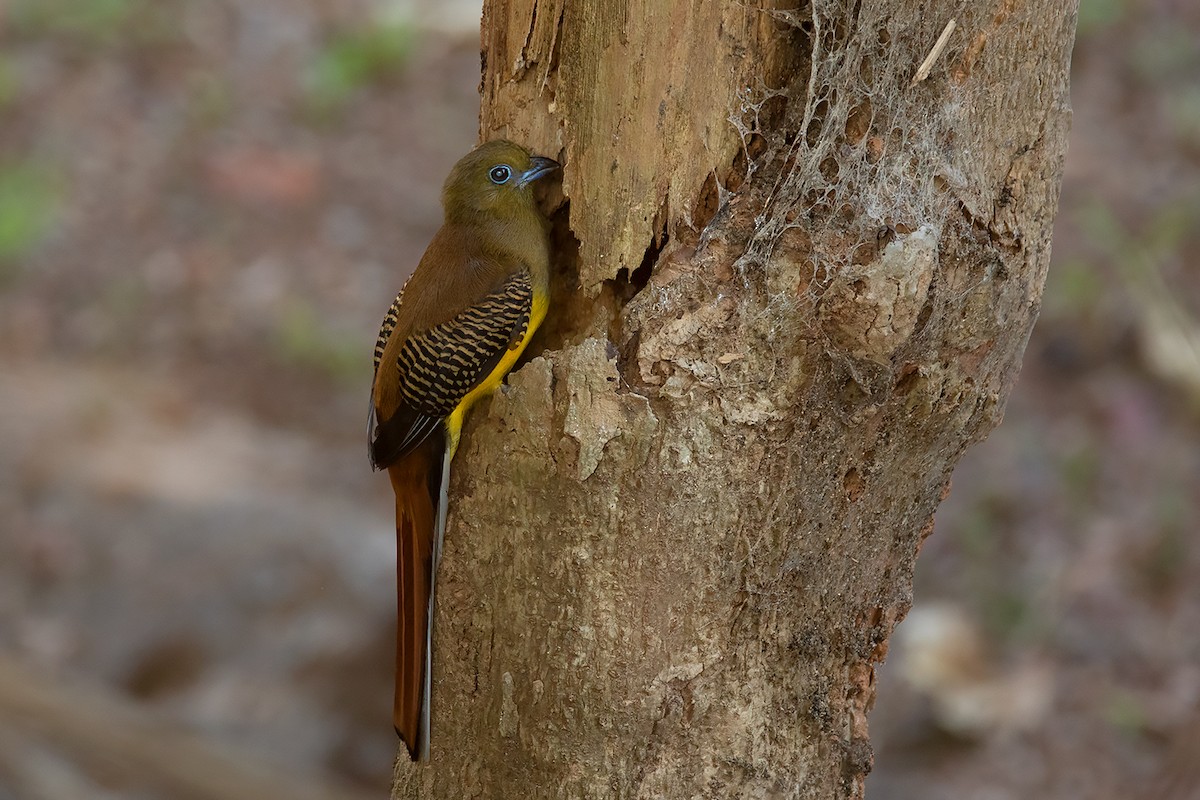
top-left (480, 0), bottom-right (802, 292)
top-left (396, 1), bottom-right (1077, 797)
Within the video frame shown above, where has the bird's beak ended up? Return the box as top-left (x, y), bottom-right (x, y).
top-left (518, 156), bottom-right (560, 187)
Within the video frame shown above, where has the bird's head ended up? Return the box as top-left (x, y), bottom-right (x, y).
top-left (441, 139), bottom-right (560, 222)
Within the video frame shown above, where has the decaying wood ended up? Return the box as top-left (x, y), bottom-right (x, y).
top-left (480, 0), bottom-right (800, 291)
top-left (396, 1), bottom-right (1077, 797)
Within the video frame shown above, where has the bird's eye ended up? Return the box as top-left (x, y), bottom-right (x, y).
top-left (488, 165), bottom-right (512, 185)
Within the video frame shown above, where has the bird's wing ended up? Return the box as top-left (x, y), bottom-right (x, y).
top-left (367, 288), bottom-right (407, 461)
top-left (372, 287), bottom-right (405, 375)
top-left (369, 270), bottom-right (532, 470)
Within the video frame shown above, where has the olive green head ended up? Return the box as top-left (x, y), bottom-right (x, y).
top-left (441, 139), bottom-right (559, 222)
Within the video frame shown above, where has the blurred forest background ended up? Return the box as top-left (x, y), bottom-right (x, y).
top-left (0, 1), bottom-right (1197, 798)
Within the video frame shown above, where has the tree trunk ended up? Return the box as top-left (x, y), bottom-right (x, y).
top-left (394, 1), bottom-right (1076, 797)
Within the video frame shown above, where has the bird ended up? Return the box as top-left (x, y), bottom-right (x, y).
top-left (368, 139), bottom-right (559, 761)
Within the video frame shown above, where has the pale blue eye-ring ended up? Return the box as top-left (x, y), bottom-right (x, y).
top-left (489, 165), bottom-right (512, 184)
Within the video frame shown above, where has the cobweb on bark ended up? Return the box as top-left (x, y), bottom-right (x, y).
top-left (724, 1), bottom-right (976, 319)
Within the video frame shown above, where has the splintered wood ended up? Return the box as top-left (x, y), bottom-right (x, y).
top-left (479, 0), bottom-right (799, 293)
top-left (911, 19), bottom-right (956, 85)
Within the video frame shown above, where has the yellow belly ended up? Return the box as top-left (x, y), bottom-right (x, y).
top-left (445, 288), bottom-right (548, 458)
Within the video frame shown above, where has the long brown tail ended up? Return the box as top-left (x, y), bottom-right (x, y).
top-left (387, 435), bottom-right (443, 761)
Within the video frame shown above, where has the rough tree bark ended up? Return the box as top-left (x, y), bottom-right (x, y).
top-left (394, 1), bottom-right (1076, 797)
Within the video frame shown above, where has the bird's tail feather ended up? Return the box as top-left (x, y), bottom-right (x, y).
top-left (387, 433), bottom-right (445, 762)
top-left (420, 443), bottom-right (450, 761)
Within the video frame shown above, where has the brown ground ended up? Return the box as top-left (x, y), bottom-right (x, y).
top-left (0, 2), bottom-right (1197, 798)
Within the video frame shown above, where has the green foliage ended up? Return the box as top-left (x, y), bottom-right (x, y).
top-left (1136, 488), bottom-right (1190, 596)
top-left (13, 0), bottom-right (134, 38)
top-left (1076, 0), bottom-right (1128, 36)
top-left (1167, 85), bottom-right (1200, 145)
top-left (187, 72), bottom-right (234, 129)
top-left (0, 58), bottom-right (19, 113)
top-left (10, 0), bottom-right (175, 48)
top-left (303, 21), bottom-right (415, 118)
top-left (1071, 197), bottom-right (1198, 297)
top-left (1059, 443), bottom-right (1100, 507)
top-left (1042, 256), bottom-right (1104, 321)
top-left (0, 162), bottom-right (59, 271)
top-left (980, 589), bottom-right (1035, 644)
top-left (953, 497), bottom-right (1040, 643)
top-left (1074, 200), bottom-right (1125, 256)
top-left (272, 300), bottom-right (367, 384)
top-left (102, 273), bottom-right (148, 326)
top-left (1129, 26), bottom-right (1200, 84)
top-left (1103, 689), bottom-right (1148, 736)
